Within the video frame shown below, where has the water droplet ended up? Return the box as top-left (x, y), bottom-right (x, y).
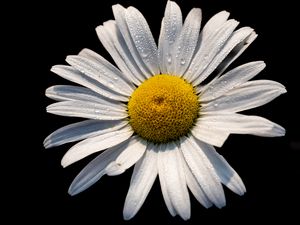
top-left (180, 59), bottom-right (186, 65)
top-left (214, 103), bottom-right (218, 107)
top-left (167, 55), bottom-right (172, 64)
top-left (203, 54), bottom-right (209, 61)
top-left (141, 52), bottom-right (149, 58)
top-left (96, 115), bottom-right (103, 120)
top-left (113, 76), bottom-right (118, 81)
top-left (95, 109), bottom-right (100, 113)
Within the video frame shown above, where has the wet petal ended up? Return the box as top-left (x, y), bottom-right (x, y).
top-left (61, 125), bottom-right (133, 167)
top-left (123, 143), bottom-right (158, 220)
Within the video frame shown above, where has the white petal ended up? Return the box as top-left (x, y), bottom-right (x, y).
top-left (79, 48), bottom-right (136, 86)
top-left (200, 61), bottom-right (266, 101)
top-left (185, 19), bottom-right (239, 82)
top-left (44, 119), bottom-right (127, 149)
top-left (181, 150), bottom-right (213, 208)
top-left (193, 11), bottom-right (230, 56)
top-left (105, 137), bottom-right (147, 176)
top-left (68, 145), bottom-right (121, 195)
top-left (158, 1), bottom-right (182, 74)
top-left (195, 31), bottom-right (257, 95)
top-left (47, 100), bottom-right (127, 120)
top-left (199, 11), bottom-right (230, 40)
top-left (157, 145), bottom-right (176, 217)
top-left (125, 7), bottom-right (159, 75)
top-left (193, 139), bottom-right (246, 195)
top-left (123, 143), bottom-right (158, 220)
top-left (96, 22), bottom-right (143, 85)
top-left (112, 4), bottom-right (152, 78)
top-left (46, 85), bottom-right (124, 109)
top-left (158, 142), bottom-right (191, 220)
top-left (51, 65), bottom-right (127, 101)
top-left (68, 138), bottom-right (134, 195)
top-left (170, 8), bottom-right (202, 76)
top-left (202, 80), bottom-right (286, 113)
top-left (191, 122), bottom-right (230, 147)
top-left (216, 31), bottom-right (257, 76)
top-left (192, 27), bottom-right (254, 86)
top-left (46, 85), bottom-right (99, 102)
top-left (197, 113), bottom-right (286, 137)
top-left (180, 136), bottom-right (226, 208)
top-left (61, 125), bottom-right (133, 167)
top-left (66, 55), bottom-right (134, 96)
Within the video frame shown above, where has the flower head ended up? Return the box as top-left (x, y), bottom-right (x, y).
top-left (45, 1), bottom-right (286, 220)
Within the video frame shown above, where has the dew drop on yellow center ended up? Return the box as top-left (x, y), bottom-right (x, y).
top-left (128, 74), bottom-right (199, 143)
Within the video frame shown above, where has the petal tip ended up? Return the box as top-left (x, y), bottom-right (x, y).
top-left (123, 211), bottom-right (134, 221)
top-left (180, 212), bottom-right (191, 221)
top-left (112, 3), bottom-right (123, 8)
top-left (280, 87), bottom-right (287, 94)
top-left (68, 189), bottom-right (76, 196)
top-left (258, 61), bottom-right (266, 68)
top-left (50, 65), bottom-right (59, 73)
top-left (272, 123), bottom-right (286, 137)
top-left (238, 190), bottom-right (246, 196)
top-left (220, 10), bottom-right (230, 17)
top-left (192, 7), bottom-right (202, 16)
top-left (43, 142), bottom-right (51, 149)
top-left (216, 201), bottom-right (226, 209)
top-left (78, 48), bottom-right (89, 55)
top-left (278, 127), bottom-right (286, 136)
top-left (65, 55), bottom-right (74, 63)
top-left (61, 157), bottom-right (70, 168)
top-left (68, 183), bottom-right (83, 196)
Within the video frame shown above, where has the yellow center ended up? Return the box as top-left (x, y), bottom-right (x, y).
top-left (128, 74), bottom-right (199, 143)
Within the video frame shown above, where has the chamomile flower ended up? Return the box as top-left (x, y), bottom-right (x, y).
top-left (44, 1), bottom-right (286, 220)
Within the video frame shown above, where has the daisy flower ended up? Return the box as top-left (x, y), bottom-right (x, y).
top-left (44, 1), bottom-right (286, 220)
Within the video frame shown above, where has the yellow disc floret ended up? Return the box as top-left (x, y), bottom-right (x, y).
top-left (128, 74), bottom-right (199, 143)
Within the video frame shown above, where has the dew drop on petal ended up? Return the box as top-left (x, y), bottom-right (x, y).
top-left (167, 54), bottom-right (172, 64)
top-left (109, 83), bottom-right (114, 88)
top-left (203, 54), bottom-right (209, 62)
top-left (141, 52), bottom-right (149, 58)
top-left (169, 39), bottom-right (174, 45)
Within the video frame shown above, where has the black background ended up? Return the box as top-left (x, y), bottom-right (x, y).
top-left (11, 0), bottom-right (299, 224)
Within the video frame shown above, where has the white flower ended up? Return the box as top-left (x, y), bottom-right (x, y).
top-left (44, 1), bottom-right (286, 220)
